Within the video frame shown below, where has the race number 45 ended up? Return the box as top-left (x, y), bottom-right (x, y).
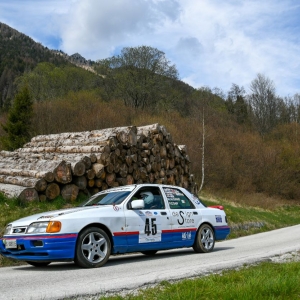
top-left (144, 218), bottom-right (157, 236)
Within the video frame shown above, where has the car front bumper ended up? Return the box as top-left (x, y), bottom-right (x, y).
top-left (0, 233), bottom-right (78, 262)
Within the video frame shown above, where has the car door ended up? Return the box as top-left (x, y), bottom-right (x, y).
top-left (124, 186), bottom-right (172, 252)
top-left (162, 187), bottom-right (201, 247)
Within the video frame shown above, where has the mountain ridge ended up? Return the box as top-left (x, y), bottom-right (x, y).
top-left (0, 22), bottom-right (94, 106)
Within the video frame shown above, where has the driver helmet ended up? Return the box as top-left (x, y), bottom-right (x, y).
top-left (140, 191), bottom-right (154, 205)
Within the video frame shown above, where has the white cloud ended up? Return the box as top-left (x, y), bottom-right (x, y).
top-left (58, 0), bottom-right (181, 59)
top-left (0, 0), bottom-right (299, 96)
top-left (164, 0), bottom-right (300, 95)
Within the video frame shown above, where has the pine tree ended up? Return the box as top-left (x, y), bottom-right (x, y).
top-left (1, 86), bottom-right (33, 150)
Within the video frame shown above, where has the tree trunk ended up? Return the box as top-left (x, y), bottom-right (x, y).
top-left (69, 160), bottom-right (86, 176)
top-left (73, 176), bottom-right (87, 190)
top-left (61, 184), bottom-right (79, 201)
top-left (92, 163), bottom-right (105, 178)
top-left (53, 161), bottom-right (72, 184)
top-left (0, 168), bottom-right (54, 183)
top-left (88, 179), bottom-right (95, 188)
top-left (0, 183), bottom-right (39, 202)
top-left (86, 169), bottom-right (95, 180)
top-left (0, 175), bottom-right (47, 192)
top-left (45, 183), bottom-right (60, 200)
top-left (126, 174), bottom-right (134, 185)
top-left (106, 173), bottom-right (116, 187)
top-left (94, 178), bottom-right (102, 188)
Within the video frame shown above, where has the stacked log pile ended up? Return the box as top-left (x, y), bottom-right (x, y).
top-left (0, 124), bottom-right (197, 202)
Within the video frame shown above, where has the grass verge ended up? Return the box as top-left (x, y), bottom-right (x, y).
top-left (98, 259), bottom-right (300, 300)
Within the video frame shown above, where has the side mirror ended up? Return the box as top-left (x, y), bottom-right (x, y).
top-left (131, 199), bottom-right (145, 209)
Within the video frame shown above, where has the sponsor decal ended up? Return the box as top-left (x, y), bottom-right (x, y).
top-left (103, 186), bottom-right (133, 193)
top-left (138, 211), bottom-right (144, 216)
top-left (154, 212), bottom-right (158, 215)
top-left (113, 204), bottom-right (120, 211)
top-left (182, 231), bottom-right (192, 240)
top-left (192, 195), bottom-right (201, 205)
top-left (38, 215), bottom-right (54, 219)
top-left (173, 211), bottom-right (195, 225)
top-left (164, 188), bottom-right (183, 196)
top-left (215, 215), bottom-right (222, 223)
top-left (145, 211), bottom-right (153, 217)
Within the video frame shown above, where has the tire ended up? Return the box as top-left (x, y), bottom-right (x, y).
top-left (26, 261), bottom-right (50, 267)
top-left (141, 250), bottom-right (158, 256)
top-left (75, 227), bottom-right (111, 268)
top-left (193, 224), bottom-right (215, 253)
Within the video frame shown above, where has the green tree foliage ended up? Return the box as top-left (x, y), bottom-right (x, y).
top-left (226, 84), bottom-right (249, 125)
top-left (95, 46), bottom-right (179, 109)
top-left (0, 22), bottom-right (67, 109)
top-left (17, 62), bottom-right (100, 101)
top-left (1, 86), bottom-right (33, 150)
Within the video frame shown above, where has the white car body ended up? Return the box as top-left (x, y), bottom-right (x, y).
top-left (0, 184), bottom-right (230, 268)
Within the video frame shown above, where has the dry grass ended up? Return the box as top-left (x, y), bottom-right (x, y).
top-left (202, 189), bottom-right (300, 210)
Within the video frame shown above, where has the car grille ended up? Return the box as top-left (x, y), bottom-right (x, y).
top-left (12, 227), bottom-right (27, 234)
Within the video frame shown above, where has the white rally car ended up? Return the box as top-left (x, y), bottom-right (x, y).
top-left (0, 184), bottom-right (230, 268)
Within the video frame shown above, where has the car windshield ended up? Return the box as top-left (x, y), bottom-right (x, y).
top-left (80, 191), bottom-right (131, 206)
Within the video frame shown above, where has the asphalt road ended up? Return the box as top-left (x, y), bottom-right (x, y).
top-left (1, 224), bottom-right (300, 300)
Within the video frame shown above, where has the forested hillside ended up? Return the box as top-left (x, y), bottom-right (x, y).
top-left (0, 22), bottom-right (299, 201)
top-left (0, 22), bottom-right (70, 108)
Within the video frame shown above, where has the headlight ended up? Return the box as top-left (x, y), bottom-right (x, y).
top-left (4, 225), bottom-right (12, 235)
top-left (26, 221), bottom-right (62, 234)
top-left (27, 222), bottom-right (49, 234)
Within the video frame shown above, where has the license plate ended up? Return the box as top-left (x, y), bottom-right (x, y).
top-left (5, 239), bottom-right (17, 249)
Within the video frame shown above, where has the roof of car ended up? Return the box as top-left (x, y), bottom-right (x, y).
top-left (96, 184), bottom-right (188, 194)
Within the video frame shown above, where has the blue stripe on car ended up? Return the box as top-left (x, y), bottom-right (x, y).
top-left (0, 234), bottom-right (78, 262)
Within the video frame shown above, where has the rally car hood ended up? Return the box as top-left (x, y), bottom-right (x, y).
top-left (9, 206), bottom-right (109, 227)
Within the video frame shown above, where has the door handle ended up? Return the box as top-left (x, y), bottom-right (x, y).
top-left (193, 212), bottom-right (198, 215)
top-left (161, 212), bottom-right (167, 215)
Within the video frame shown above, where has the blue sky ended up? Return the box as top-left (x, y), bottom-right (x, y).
top-left (1, 0), bottom-right (300, 97)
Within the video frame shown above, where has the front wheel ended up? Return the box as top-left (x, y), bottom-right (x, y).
top-left (193, 224), bottom-right (215, 253)
top-left (75, 227), bottom-right (111, 268)
top-left (26, 261), bottom-right (50, 267)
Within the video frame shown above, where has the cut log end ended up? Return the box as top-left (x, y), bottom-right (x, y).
top-left (19, 188), bottom-right (39, 203)
top-left (45, 183), bottom-right (60, 200)
top-left (61, 184), bottom-right (79, 202)
top-left (54, 161), bottom-right (72, 184)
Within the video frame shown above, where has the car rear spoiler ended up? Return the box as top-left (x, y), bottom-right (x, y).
top-left (208, 205), bottom-right (224, 210)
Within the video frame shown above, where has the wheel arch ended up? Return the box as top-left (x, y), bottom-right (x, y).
top-left (77, 223), bottom-right (114, 248)
top-left (193, 221), bottom-right (216, 253)
top-left (195, 221), bottom-right (215, 238)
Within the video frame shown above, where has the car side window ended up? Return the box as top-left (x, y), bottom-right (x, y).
top-left (163, 187), bottom-right (195, 209)
top-left (128, 187), bottom-right (165, 210)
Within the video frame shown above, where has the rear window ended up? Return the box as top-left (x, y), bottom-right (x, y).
top-left (163, 187), bottom-right (195, 209)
